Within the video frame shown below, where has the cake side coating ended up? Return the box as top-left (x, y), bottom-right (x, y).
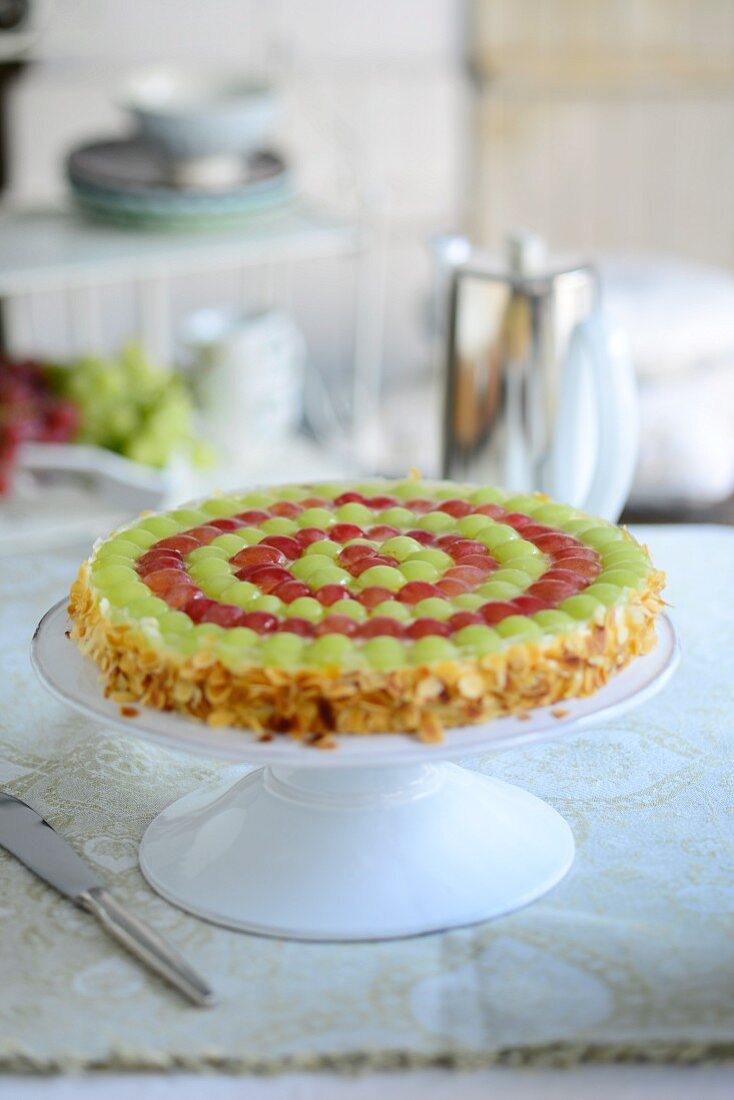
top-left (70, 566), bottom-right (664, 742)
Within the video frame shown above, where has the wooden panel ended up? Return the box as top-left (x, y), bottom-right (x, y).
top-left (471, 0), bottom-right (734, 92)
top-left (470, 0), bottom-right (734, 264)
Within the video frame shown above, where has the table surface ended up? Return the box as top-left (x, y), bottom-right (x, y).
top-left (4, 1065), bottom-right (734, 1100)
top-left (1, 524), bottom-right (733, 1096)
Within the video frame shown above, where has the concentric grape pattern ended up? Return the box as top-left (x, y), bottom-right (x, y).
top-left (86, 480), bottom-right (653, 672)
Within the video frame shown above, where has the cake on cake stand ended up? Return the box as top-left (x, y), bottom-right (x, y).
top-left (32, 601), bottom-right (678, 941)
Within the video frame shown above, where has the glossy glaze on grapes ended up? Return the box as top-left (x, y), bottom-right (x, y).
top-left (88, 481), bottom-right (653, 671)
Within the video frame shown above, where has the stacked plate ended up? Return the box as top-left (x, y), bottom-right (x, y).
top-left (66, 71), bottom-right (293, 230)
top-left (67, 141), bottom-right (293, 230)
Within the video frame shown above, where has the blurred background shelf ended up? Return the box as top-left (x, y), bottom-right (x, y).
top-left (0, 197), bottom-right (386, 498)
top-left (0, 202), bottom-right (375, 374)
top-left (0, 204), bottom-right (365, 294)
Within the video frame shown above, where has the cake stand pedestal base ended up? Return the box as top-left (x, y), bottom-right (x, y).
top-left (139, 762), bottom-right (575, 941)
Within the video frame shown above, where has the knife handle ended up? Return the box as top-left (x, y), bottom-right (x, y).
top-left (79, 886), bottom-right (216, 1007)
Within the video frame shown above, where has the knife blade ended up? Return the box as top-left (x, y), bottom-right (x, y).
top-left (0, 792), bottom-right (216, 1007)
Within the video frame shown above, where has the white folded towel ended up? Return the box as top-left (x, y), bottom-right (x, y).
top-left (600, 255), bottom-right (734, 380)
top-left (632, 360), bottom-right (734, 506)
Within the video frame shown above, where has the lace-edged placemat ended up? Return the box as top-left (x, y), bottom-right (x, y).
top-left (1, 527), bottom-right (733, 1073)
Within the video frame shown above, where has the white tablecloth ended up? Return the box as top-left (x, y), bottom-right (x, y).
top-left (1, 525), bottom-right (733, 1094)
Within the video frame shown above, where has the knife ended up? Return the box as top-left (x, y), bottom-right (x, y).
top-left (0, 792), bottom-right (216, 1007)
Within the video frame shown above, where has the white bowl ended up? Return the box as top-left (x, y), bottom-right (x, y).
top-left (120, 68), bottom-right (279, 160)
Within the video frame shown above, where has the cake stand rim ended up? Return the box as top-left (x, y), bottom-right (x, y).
top-left (32, 599), bottom-right (680, 769)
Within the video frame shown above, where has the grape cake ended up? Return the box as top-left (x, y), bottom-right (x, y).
top-left (68, 479), bottom-right (665, 744)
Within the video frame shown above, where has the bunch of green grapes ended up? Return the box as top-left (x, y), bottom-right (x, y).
top-left (48, 343), bottom-right (209, 469)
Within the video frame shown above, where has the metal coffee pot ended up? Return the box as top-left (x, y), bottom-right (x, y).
top-left (440, 232), bottom-right (637, 521)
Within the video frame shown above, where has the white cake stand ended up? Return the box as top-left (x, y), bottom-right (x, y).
top-left (32, 602), bottom-right (679, 941)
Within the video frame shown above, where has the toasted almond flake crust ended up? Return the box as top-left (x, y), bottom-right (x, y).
top-left (68, 565), bottom-right (666, 742)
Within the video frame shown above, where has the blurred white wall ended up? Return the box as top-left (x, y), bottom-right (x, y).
top-left (5, 0), bottom-right (469, 386)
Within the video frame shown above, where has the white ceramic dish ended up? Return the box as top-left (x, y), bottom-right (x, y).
top-left (18, 442), bottom-right (169, 503)
top-left (120, 69), bottom-right (279, 160)
top-left (32, 605), bottom-right (679, 940)
top-left (0, 444), bottom-right (172, 557)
